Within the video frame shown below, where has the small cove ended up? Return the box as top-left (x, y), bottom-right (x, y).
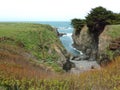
top-left (38, 21), bottom-right (81, 56)
top-left (37, 21), bottom-right (100, 73)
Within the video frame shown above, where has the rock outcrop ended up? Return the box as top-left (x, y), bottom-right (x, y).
top-left (72, 25), bottom-right (98, 60)
top-left (72, 25), bottom-right (120, 62)
top-left (54, 27), bottom-right (66, 37)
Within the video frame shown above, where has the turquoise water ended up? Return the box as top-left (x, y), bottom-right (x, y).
top-left (36, 21), bottom-right (80, 56)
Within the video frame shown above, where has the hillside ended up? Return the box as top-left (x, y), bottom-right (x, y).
top-left (0, 23), bottom-right (67, 71)
top-left (98, 25), bottom-right (120, 66)
top-left (0, 23), bottom-right (120, 90)
top-left (99, 25), bottom-right (120, 53)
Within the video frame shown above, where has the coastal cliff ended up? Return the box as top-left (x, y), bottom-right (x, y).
top-left (72, 25), bottom-right (120, 62)
top-left (72, 25), bottom-right (98, 61)
top-left (0, 23), bottom-right (67, 72)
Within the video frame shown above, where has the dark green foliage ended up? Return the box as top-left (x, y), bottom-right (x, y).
top-left (85, 6), bottom-right (117, 51)
top-left (86, 6), bottom-right (115, 35)
top-left (71, 6), bottom-right (120, 36)
top-left (113, 13), bottom-right (120, 24)
top-left (71, 18), bottom-right (85, 35)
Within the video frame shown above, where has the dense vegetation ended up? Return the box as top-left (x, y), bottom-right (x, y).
top-left (71, 6), bottom-right (120, 34)
top-left (86, 6), bottom-right (115, 35)
top-left (71, 19), bottom-right (85, 35)
top-left (0, 23), bottom-right (66, 71)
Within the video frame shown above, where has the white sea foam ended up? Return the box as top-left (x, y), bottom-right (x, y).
top-left (62, 33), bottom-right (72, 37)
top-left (67, 27), bottom-right (73, 30)
top-left (66, 33), bottom-right (72, 37)
top-left (62, 33), bottom-right (82, 55)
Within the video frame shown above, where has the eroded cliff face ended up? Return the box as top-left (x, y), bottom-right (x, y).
top-left (0, 23), bottom-right (67, 72)
top-left (98, 26), bottom-right (112, 54)
top-left (72, 25), bottom-right (120, 62)
top-left (72, 26), bottom-right (98, 60)
top-left (52, 44), bottom-right (67, 66)
top-left (72, 26), bottom-right (91, 51)
top-left (98, 25), bottom-right (120, 59)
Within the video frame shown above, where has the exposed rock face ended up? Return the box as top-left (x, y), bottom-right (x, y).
top-left (53, 44), bottom-right (67, 66)
top-left (53, 27), bottom-right (66, 37)
top-left (72, 26), bottom-right (98, 60)
top-left (72, 25), bottom-right (120, 64)
top-left (98, 26), bottom-right (112, 54)
top-left (72, 26), bottom-right (91, 51)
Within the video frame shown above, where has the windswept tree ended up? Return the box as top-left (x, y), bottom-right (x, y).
top-left (86, 6), bottom-right (115, 35)
top-left (71, 18), bottom-right (86, 35)
top-left (85, 6), bottom-right (116, 60)
top-left (71, 6), bottom-right (119, 60)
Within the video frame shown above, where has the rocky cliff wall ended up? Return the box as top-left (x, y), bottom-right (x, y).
top-left (72, 25), bottom-right (120, 62)
top-left (72, 25), bottom-right (97, 60)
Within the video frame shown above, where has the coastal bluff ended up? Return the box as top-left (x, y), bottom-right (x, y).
top-left (72, 25), bottom-right (120, 64)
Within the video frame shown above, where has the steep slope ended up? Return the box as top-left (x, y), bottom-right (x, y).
top-left (0, 23), bottom-right (66, 71)
top-left (98, 25), bottom-right (120, 63)
top-left (99, 25), bottom-right (120, 56)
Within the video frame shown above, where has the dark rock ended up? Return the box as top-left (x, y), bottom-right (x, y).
top-left (91, 65), bottom-right (95, 69)
top-left (63, 59), bottom-right (75, 72)
top-left (58, 33), bottom-right (66, 37)
top-left (109, 37), bottom-right (120, 52)
top-left (53, 27), bottom-right (66, 37)
top-left (72, 26), bottom-right (99, 61)
top-left (71, 55), bottom-right (80, 61)
top-left (71, 56), bottom-right (79, 60)
top-left (109, 43), bottom-right (120, 51)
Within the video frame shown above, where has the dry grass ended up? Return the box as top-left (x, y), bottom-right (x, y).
top-left (0, 43), bottom-right (55, 80)
top-left (0, 53), bottom-right (119, 90)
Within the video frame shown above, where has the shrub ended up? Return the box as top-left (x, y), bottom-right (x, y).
top-left (71, 18), bottom-right (85, 35)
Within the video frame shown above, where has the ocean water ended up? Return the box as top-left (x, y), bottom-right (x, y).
top-left (36, 21), bottom-right (80, 56)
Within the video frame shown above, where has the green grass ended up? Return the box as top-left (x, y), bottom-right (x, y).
top-left (103, 25), bottom-right (120, 59)
top-left (0, 23), bottom-right (65, 71)
top-left (106, 25), bottom-right (120, 39)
